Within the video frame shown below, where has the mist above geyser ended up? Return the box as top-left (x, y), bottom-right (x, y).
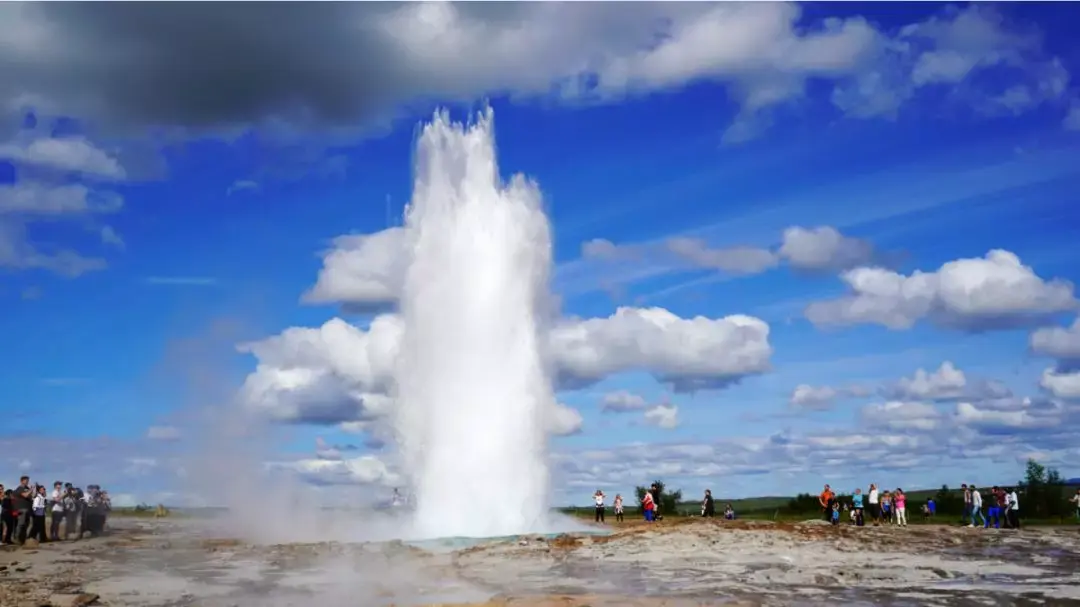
top-left (394, 108), bottom-right (556, 539)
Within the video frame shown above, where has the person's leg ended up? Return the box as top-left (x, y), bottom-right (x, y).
top-left (36, 516), bottom-right (48, 542)
top-left (65, 509), bottom-right (76, 540)
top-left (600, 507), bottom-right (605, 523)
top-left (1012, 510), bottom-right (1020, 529)
top-left (15, 510), bottom-right (30, 544)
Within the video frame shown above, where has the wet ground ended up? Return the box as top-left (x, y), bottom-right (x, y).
top-left (2, 517), bottom-right (1079, 606)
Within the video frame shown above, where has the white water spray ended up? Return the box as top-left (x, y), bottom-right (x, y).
top-left (395, 108), bottom-right (555, 539)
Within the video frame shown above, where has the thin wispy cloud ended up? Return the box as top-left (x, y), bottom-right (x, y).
top-left (143, 276), bottom-right (218, 286)
top-left (40, 377), bottom-right (91, 387)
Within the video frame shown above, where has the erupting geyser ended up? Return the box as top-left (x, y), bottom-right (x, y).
top-left (394, 108), bottom-right (555, 539)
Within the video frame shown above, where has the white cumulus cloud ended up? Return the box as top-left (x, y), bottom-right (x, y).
top-left (789, 385), bottom-right (841, 410)
top-left (548, 402), bottom-right (585, 436)
top-left (643, 403), bottom-right (679, 429)
top-left (778, 226), bottom-right (876, 272)
top-left (805, 249), bottom-right (1077, 331)
top-left (302, 227), bottom-right (407, 310)
top-left (890, 361), bottom-right (967, 401)
top-left (0, 136), bottom-right (126, 179)
top-left (861, 401), bottom-right (944, 431)
top-left (550, 307), bottom-right (772, 391)
top-left (239, 307), bottom-right (768, 433)
top-left (1040, 368), bottom-right (1080, 400)
top-left (1030, 317), bottom-right (1080, 361)
top-left (601, 390), bottom-right (649, 413)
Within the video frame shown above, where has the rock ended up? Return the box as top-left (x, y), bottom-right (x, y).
top-left (48, 593), bottom-right (100, 607)
top-left (22, 539), bottom-right (39, 549)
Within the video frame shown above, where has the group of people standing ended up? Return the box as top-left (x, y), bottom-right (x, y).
top-left (591, 484), bottom-right (662, 523)
top-left (820, 484), bottom-right (909, 527)
top-left (960, 483), bottom-right (1021, 529)
top-left (0, 475), bottom-right (111, 545)
top-left (818, 482), bottom-right (1029, 529)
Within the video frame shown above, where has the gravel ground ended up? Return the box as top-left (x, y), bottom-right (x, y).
top-left (2, 516), bottom-right (1079, 606)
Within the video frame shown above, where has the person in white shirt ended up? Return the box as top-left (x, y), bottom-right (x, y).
top-left (1007, 488), bottom-right (1020, 529)
top-left (868, 484), bottom-right (880, 525)
top-left (969, 485), bottom-right (985, 527)
top-left (593, 490), bottom-right (606, 523)
top-left (31, 485), bottom-right (48, 543)
top-left (50, 481), bottom-right (66, 541)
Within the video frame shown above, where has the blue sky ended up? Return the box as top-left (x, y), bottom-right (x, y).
top-left (2, 2), bottom-right (1080, 507)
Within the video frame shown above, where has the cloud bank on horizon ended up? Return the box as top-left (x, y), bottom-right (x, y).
top-left (1, 2), bottom-right (1080, 506)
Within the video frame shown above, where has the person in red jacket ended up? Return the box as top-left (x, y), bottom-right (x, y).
top-left (819, 484), bottom-right (835, 522)
top-left (642, 490), bottom-right (656, 522)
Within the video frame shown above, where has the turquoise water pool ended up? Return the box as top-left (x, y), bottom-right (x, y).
top-left (404, 529), bottom-right (612, 552)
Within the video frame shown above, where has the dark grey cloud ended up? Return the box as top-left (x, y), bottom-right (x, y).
top-left (2, 3), bottom-right (401, 133)
top-left (3, 2), bottom-right (1072, 146)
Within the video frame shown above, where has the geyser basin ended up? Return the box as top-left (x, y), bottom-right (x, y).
top-left (394, 108), bottom-right (560, 540)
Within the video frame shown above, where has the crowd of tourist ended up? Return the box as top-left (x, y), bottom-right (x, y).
top-left (0, 474), bottom-right (112, 545)
top-left (590, 482), bottom-right (1080, 527)
top-left (816, 483), bottom-right (1080, 529)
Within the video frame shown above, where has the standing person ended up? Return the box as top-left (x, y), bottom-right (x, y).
top-left (30, 486), bottom-right (48, 543)
top-left (641, 489), bottom-right (656, 522)
top-left (819, 484), bottom-right (835, 522)
top-left (701, 489), bottom-right (715, 517)
top-left (75, 486), bottom-right (87, 538)
top-left (881, 492), bottom-right (892, 525)
top-left (868, 484), bottom-right (880, 525)
top-left (613, 494), bottom-right (624, 523)
top-left (1007, 487), bottom-right (1020, 529)
top-left (852, 488), bottom-right (865, 527)
top-left (1000, 487), bottom-right (1013, 529)
top-left (50, 481), bottom-right (66, 541)
top-left (985, 486), bottom-right (1003, 529)
top-left (593, 490), bottom-right (606, 523)
top-left (13, 476), bottom-right (33, 544)
top-left (1070, 488), bottom-right (1080, 522)
top-left (961, 483), bottom-right (972, 525)
top-left (970, 485), bottom-right (986, 528)
top-left (0, 485), bottom-right (10, 544)
top-left (649, 484), bottom-right (663, 521)
top-left (62, 487), bottom-right (79, 540)
top-left (894, 488), bottom-right (907, 527)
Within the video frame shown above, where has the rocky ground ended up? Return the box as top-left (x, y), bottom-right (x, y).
top-left (2, 517), bottom-right (1079, 606)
